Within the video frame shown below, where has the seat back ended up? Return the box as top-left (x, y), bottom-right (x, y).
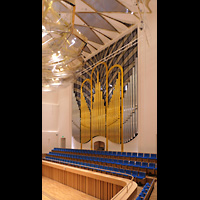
top-left (150, 153), bottom-right (157, 158)
top-left (132, 152), bottom-right (137, 157)
top-left (122, 152), bottom-right (126, 156)
top-left (144, 153), bottom-right (150, 158)
top-left (138, 153), bottom-right (143, 157)
top-left (126, 169), bottom-right (132, 175)
top-left (142, 162), bottom-right (148, 167)
top-left (149, 163), bottom-right (155, 168)
top-left (130, 161), bottom-right (135, 165)
top-left (136, 161), bottom-right (141, 166)
top-left (124, 160), bottom-right (128, 164)
top-left (132, 170), bottom-right (138, 177)
top-left (127, 152), bottom-right (131, 156)
top-left (139, 172), bottom-right (146, 178)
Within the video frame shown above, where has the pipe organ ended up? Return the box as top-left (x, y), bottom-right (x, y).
top-left (72, 28), bottom-right (138, 151)
top-left (73, 61), bottom-right (138, 150)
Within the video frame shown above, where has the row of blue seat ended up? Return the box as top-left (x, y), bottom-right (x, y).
top-left (48, 152), bottom-right (157, 170)
top-left (53, 148), bottom-right (157, 160)
top-left (44, 156), bottom-right (146, 180)
top-left (136, 182), bottom-right (153, 200)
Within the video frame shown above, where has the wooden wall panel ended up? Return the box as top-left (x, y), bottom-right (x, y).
top-left (42, 160), bottom-right (137, 200)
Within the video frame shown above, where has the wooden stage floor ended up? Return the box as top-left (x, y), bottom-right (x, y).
top-left (42, 176), bottom-right (98, 200)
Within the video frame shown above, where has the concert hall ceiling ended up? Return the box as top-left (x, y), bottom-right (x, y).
top-left (74, 0), bottom-right (152, 60)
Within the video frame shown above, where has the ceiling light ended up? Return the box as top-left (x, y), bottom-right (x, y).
top-left (51, 82), bottom-right (61, 86)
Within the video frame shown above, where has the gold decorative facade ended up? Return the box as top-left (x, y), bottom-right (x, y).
top-left (80, 63), bottom-right (124, 151)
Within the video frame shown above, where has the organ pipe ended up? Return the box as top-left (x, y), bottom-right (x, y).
top-left (107, 72), bottom-right (121, 144)
top-left (91, 71), bottom-right (105, 138)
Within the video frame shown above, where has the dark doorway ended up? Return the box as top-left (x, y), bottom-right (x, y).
top-left (94, 141), bottom-right (105, 151)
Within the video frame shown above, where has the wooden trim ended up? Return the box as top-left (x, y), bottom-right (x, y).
top-left (42, 160), bottom-right (137, 200)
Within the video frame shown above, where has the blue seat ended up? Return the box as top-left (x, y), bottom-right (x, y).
top-left (121, 152), bottom-right (127, 157)
top-left (105, 151), bottom-right (110, 156)
top-left (137, 153), bottom-right (143, 158)
top-left (149, 153), bottom-right (157, 160)
top-left (112, 152), bottom-right (117, 156)
top-left (121, 160), bottom-right (129, 167)
top-left (120, 168), bottom-right (125, 174)
top-left (145, 182), bottom-right (150, 187)
top-left (136, 172), bottom-right (146, 179)
top-left (135, 161), bottom-right (141, 167)
top-left (139, 162), bottom-right (148, 170)
top-left (113, 167), bottom-right (120, 172)
top-left (143, 153), bottom-right (150, 159)
top-left (147, 163), bottom-right (156, 170)
top-left (108, 166), bottom-right (114, 171)
top-left (117, 152), bottom-right (122, 157)
top-left (112, 159), bottom-right (118, 164)
top-left (136, 196), bottom-right (142, 200)
top-left (131, 152), bottom-right (137, 158)
top-left (125, 169), bottom-right (132, 176)
top-left (128, 160), bottom-right (135, 166)
top-left (131, 171), bottom-right (138, 178)
top-left (143, 185), bottom-right (150, 190)
top-left (125, 152), bottom-right (132, 157)
top-left (90, 164), bottom-right (95, 168)
top-left (139, 192), bottom-right (146, 198)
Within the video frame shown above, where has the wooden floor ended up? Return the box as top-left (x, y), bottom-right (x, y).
top-left (42, 175), bottom-right (157, 200)
top-left (42, 176), bottom-right (98, 200)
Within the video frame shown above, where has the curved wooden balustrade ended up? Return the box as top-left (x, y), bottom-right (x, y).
top-left (42, 160), bottom-right (138, 200)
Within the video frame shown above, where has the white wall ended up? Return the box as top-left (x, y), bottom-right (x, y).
top-left (42, 84), bottom-right (73, 153)
top-left (72, 136), bottom-right (138, 152)
top-left (137, 0), bottom-right (157, 153)
top-left (57, 84), bottom-right (73, 148)
top-left (42, 90), bottom-right (59, 153)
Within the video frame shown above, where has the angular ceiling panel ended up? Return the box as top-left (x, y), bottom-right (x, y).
top-left (118, 0), bottom-right (139, 13)
top-left (83, 45), bottom-right (91, 53)
top-left (83, 0), bottom-right (129, 12)
top-left (101, 13), bottom-right (137, 25)
top-left (74, 15), bottom-right (85, 25)
top-left (76, 12), bottom-right (117, 32)
top-left (93, 30), bottom-right (110, 44)
top-left (92, 28), bottom-right (118, 40)
top-left (74, 25), bottom-right (104, 45)
top-left (75, 0), bottom-right (96, 12)
top-left (102, 16), bottom-right (128, 33)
